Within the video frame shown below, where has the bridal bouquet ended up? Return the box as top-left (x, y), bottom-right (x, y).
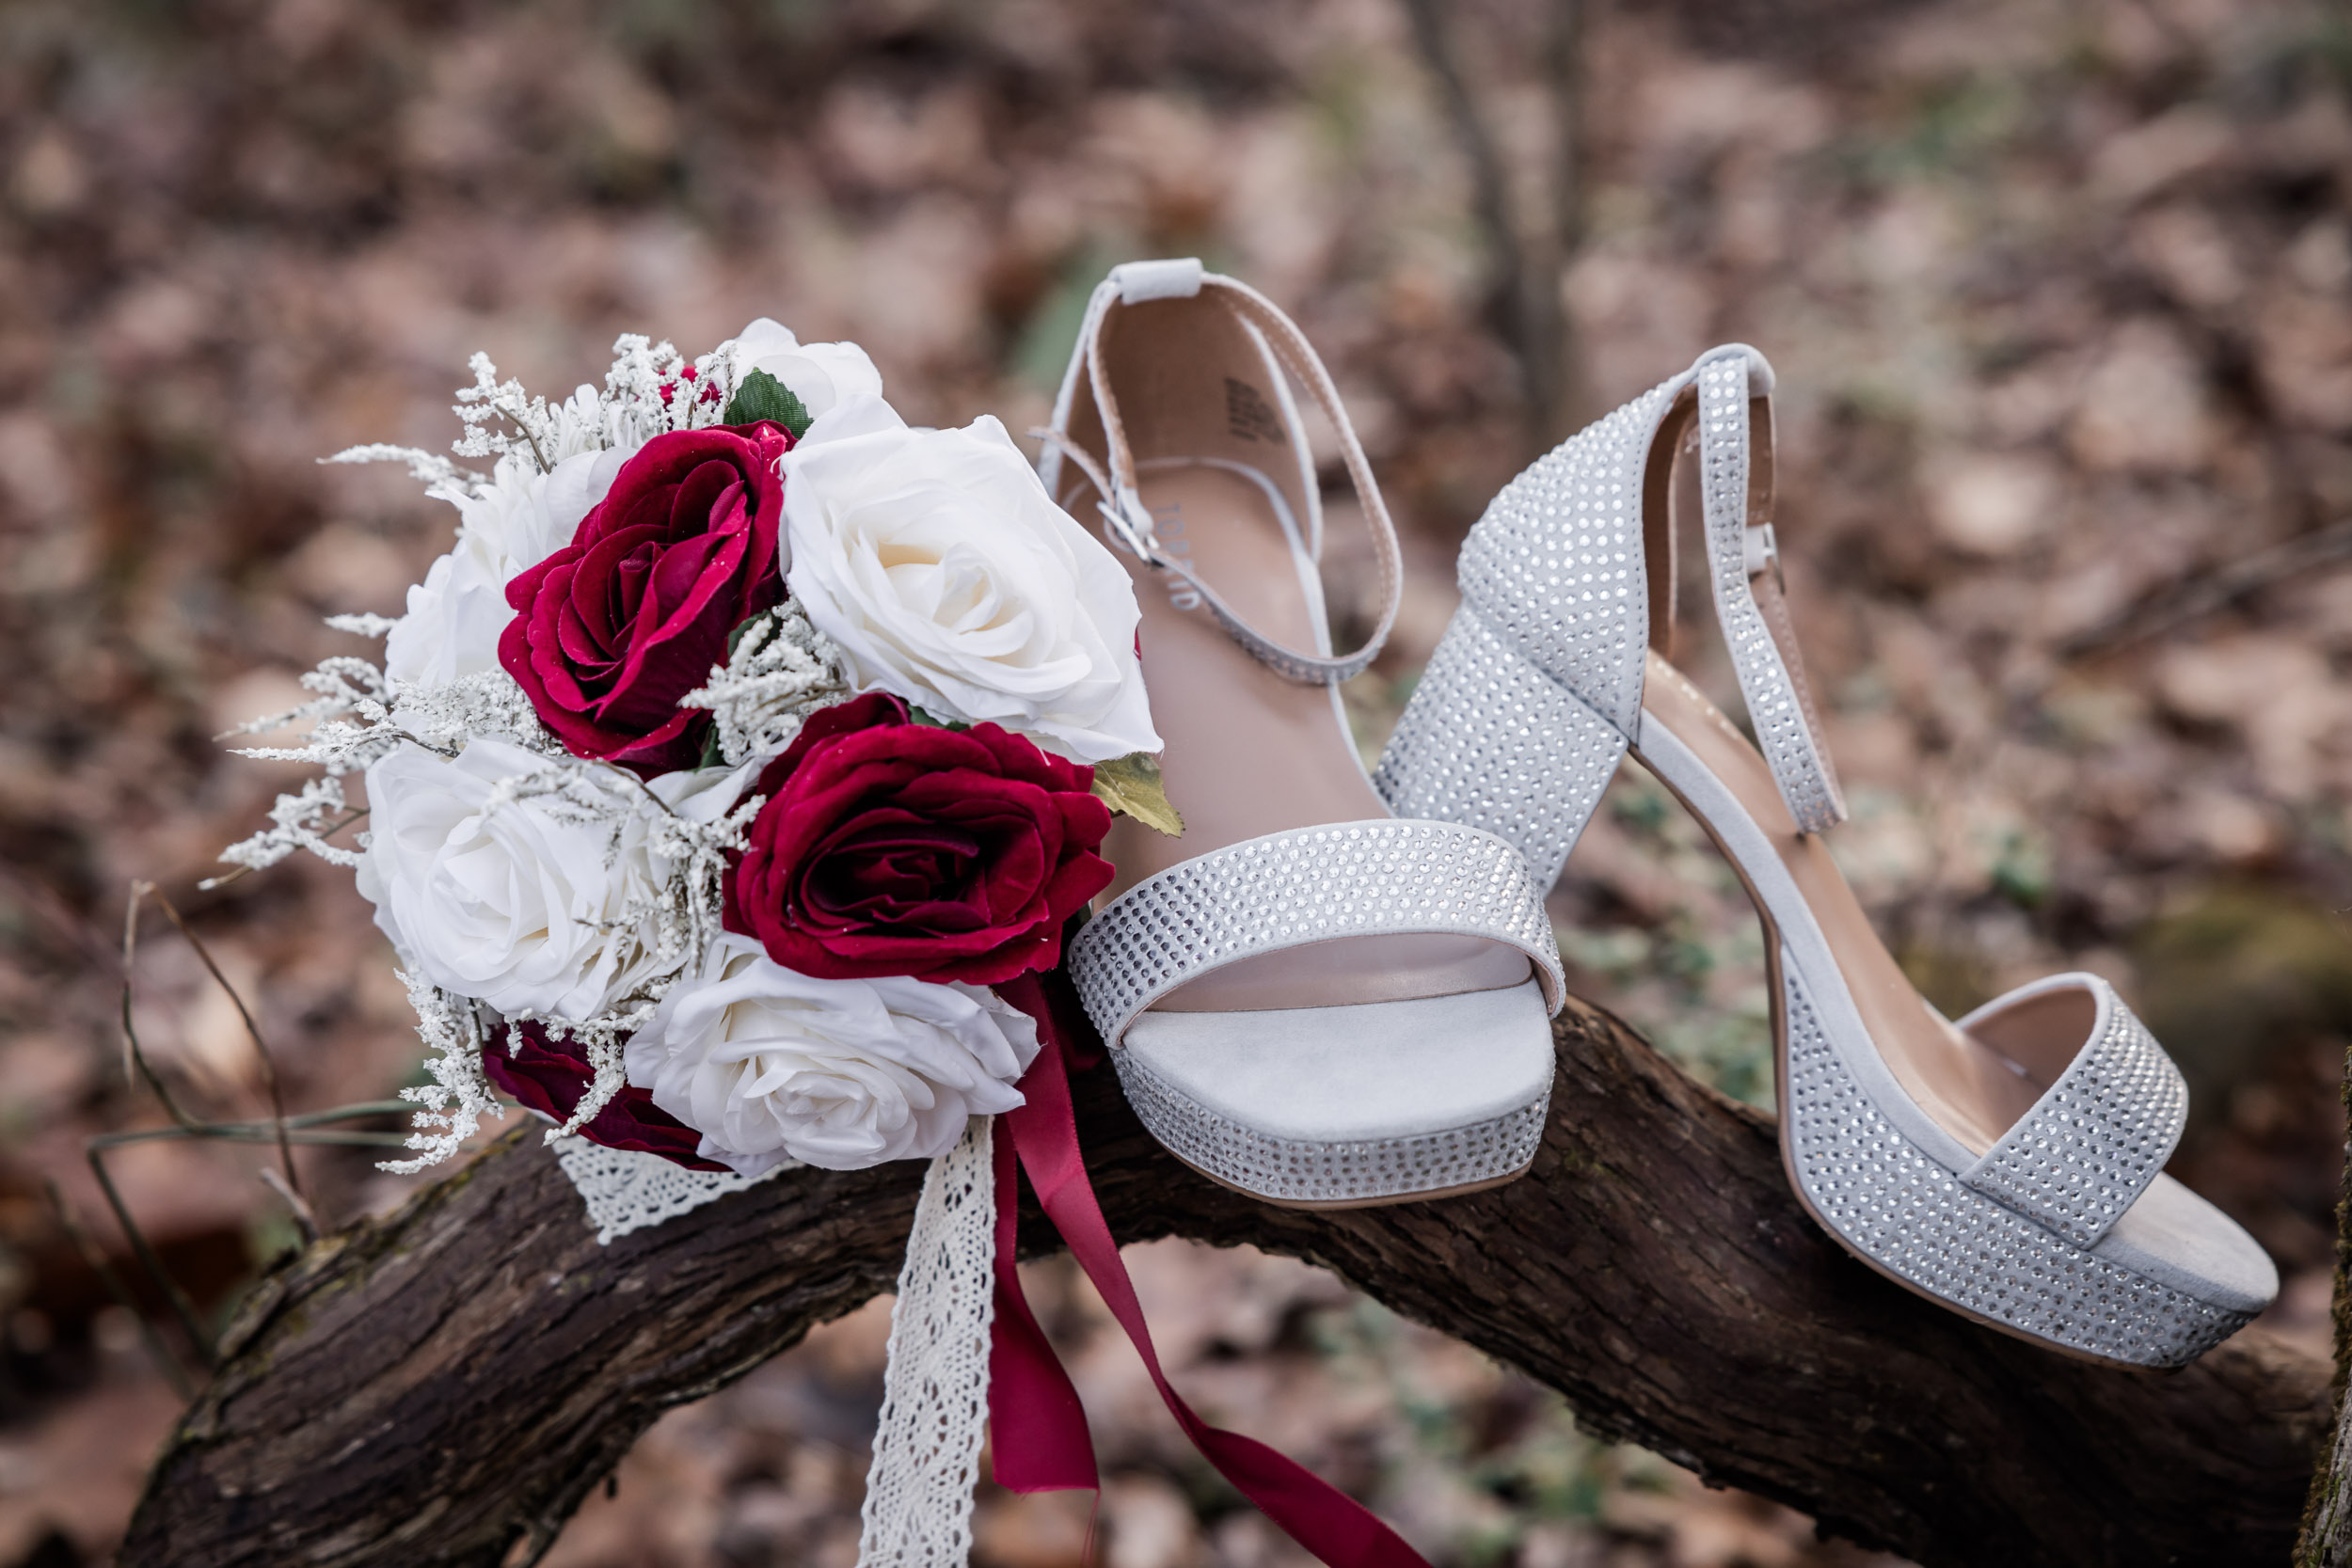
top-left (220, 321), bottom-right (1167, 1185)
top-left (218, 311), bottom-right (1385, 1568)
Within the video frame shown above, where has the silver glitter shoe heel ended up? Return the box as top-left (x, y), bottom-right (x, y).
top-left (1375, 597), bottom-right (1628, 891)
top-left (1040, 260), bottom-right (1566, 1209)
top-left (1376, 343), bottom-right (2276, 1365)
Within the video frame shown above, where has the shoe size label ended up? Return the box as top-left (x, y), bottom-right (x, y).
top-left (1225, 378), bottom-right (1285, 445)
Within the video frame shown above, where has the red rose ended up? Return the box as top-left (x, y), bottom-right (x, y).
top-left (723, 692), bottom-right (1114, 985)
top-left (500, 423), bottom-right (791, 774)
top-left (484, 1021), bottom-right (727, 1172)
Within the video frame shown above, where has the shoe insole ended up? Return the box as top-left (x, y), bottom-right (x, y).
top-left (1099, 462), bottom-right (1532, 1013)
top-left (1639, 654), bottom-right (2279, 1306)
top-left (1636, 655), bottom-right (2042, 1153)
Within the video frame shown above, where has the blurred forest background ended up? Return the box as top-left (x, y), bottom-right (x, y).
top-left (2, 0), bottom-right (2350, 1563)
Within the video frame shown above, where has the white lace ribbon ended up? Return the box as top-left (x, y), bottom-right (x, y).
top-left (552, 1136), bottom-right (796, 1244)
top-left (552, 1120), bottom-right (1001, 1566)
top-left (857, 1115), bottom-right (998, 1567)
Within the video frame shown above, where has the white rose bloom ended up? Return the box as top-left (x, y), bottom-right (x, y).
top-left (626, 933), bottom-right (1040, 1175)
top-left (384, 445), bottom-right (635, 688)
top-left (357, 736), bottom-right (747, 1021)
top-left (727, 319), bottom-right (884, 423)
top-left (782, 396), bottom-right (1160, 764)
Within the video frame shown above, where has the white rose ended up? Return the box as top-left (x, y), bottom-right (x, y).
top-left (357, 736), bottom-right (747, 1020)
top-left (728, 319), bottom-right (884, 423)
top-left (626, 933), bottom-right (1040, 1175)
top-left (385, 445), bottom-right (634, 688)
top-left (782, 397), bottom-right (1161, 764)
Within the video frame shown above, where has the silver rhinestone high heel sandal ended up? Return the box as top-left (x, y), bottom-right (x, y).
top-left (1375, 343), bottom-right (2277, 1365)
top-left (1039, 259), bottom-right (1565, 1209)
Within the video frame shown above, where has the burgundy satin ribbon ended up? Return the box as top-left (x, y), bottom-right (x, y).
top-left (989, 973), bottom-right (1434, 1568)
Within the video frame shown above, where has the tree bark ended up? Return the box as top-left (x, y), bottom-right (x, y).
top-left (2294, 1037), bottom-right (2352, 1566)
top-left (122, 999), bottom-right (2328, 1568)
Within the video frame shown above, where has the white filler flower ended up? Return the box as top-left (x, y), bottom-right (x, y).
top-left (357, 736), bottom-right (745, 1021)
top-left (783, 396), bottom-right (1160, 764)
top-left (385, 446), bottom-right (634, 688)
top-left (626, 932), bottom-right (1041, 1174)
top-left (728, 319), bottom-right (884, 423)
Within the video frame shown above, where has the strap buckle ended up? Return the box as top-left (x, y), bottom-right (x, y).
top-left (1034, 269), bottom-right (1403, 688)
top-left (1741, 522), bottom-right (1783, 592)
top-left (1032, 424), bottom-right (1176, 571)
top-left (1095, 485), bottom-right (1174, 571)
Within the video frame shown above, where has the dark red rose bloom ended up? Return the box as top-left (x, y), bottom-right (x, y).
top-left (484, 1021), bottom-right (727, 1172)
top-left (723, 692), bottom-right (1115, 985)
top-left (500, 422), bottom-right (791, 774)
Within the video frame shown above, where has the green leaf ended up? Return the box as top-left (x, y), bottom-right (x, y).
top-left (908, 706), bottom-right (971, 733)
top-left (1089, 752), bottom-right (1183, 837)
top-left (722, 369), bottom-right (814, 437)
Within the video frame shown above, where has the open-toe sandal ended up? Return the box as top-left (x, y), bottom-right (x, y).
top-left (1041, 259), bottom-right (1566, 1210)
top-left (1376, 342), bottom-right (2276, 1364)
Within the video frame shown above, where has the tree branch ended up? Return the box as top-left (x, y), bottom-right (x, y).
top-left (122, 1002), bottom-right (2328, 1568)
top-left (2057, 515), bottom-right (2352, 662)
top-left (1400, 0), bottom-right (1582, 450)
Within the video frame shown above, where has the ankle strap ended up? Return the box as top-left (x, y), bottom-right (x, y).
top-left (1041, 260), bottom-right (1403, 687)
top-left (1689, 345), bottom-right (1847, 833)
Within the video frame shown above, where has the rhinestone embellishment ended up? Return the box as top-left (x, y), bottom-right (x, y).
top-left (1960, 982), bottom-right (2188, 1249)
top-left (1375, 365), bottom-right (1684, 879)
top-left (1693, 350), bottom-right (1844, 834)
top-left (1782, 958), bottom-right (2244, 1368)
top-left (1451, 378), bottom-right (1673, 737)
top-left (1373, 604), bottom-right (1629, 888)
top-left (1114, 1047), bottom-right (1550, 1205)
top-left (1068, 819), bottom-right (1564, 1051)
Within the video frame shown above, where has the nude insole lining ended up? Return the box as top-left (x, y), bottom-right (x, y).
top-left (1066, 291), bottom-right (1529, 1014)
top-left (1638, 657), bottom-right (2045, 1155)
top-left (1110, 463), bottom-right (1528, 1012)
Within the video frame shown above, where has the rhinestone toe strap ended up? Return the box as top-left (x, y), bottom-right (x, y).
top-left (1067, 819), bottom-right (1565, 1050)
top-left (1784, 963), bottom-right (2239, 1367)
top-left (1959, 978), bottom-right (2189, 1249)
